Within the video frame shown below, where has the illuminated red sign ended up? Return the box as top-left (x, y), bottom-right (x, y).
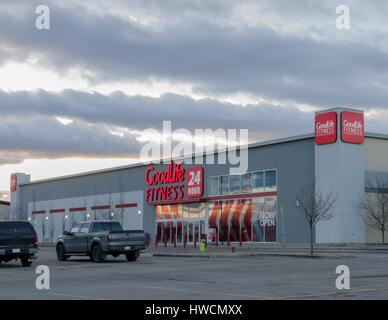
top-left (315, 112), bottom-right (337, 145)
top-left (341, 111), bottom-right (364, 144)
top-left (10, 174), bottom-right (17, 192)
top-left (186, 167), bottom-right (204, 198)
top-left (145, 164), bottom-right (203, 203)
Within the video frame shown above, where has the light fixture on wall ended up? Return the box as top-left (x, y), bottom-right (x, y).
top-left (86, 214), bottom-right (90, 218)
top-left (45, 216), bottom-right (49, 220)
top-left (28, 217), bottom-right (31, 221)
top-left (65, 215), bottom-right (68, 219)
top-left (137, 210), bottom-right (142, 215)
top-left (111, 212), bottom-right (115, 217)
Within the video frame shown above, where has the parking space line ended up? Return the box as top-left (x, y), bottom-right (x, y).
top-left (278, 287), bottom-right (388, 300)
top-left (142, 285), bottom-right (261, 299)
top-left (46, 291), bottom-right (106, 300)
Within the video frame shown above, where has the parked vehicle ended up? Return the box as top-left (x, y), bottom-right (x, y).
top-left (56, 221), bottom-right (146, 263)
top-left (0, 221), bottom-right (38, 267)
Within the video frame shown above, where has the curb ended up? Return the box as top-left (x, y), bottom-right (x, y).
top-left (152, 252), bottom-right (355, 259)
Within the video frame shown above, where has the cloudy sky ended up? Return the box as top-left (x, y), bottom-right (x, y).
top-left (1, 0), bottom-right (388, 200)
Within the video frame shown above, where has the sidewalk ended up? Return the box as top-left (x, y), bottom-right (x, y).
top-left (38, 242), bottom-right (388, 258)
top-left (146, 242), bottom-right (388, 258)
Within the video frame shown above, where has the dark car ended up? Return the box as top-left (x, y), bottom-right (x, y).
top-left (0, 221), bottom-right (38, 267)
top-left (56, 221), bottom-right (146, 263)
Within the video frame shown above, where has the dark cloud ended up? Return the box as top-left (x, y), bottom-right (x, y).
top-left (0, 89), bottom-right (313, 134)
top-left (0, 0), bottom-right (388, 168)
top-left (0, 1), bottom-right (388, 108)
top-left (0, 89), bottom-right (316, 165)
top-left (0, 114), bottom-right (141, 164)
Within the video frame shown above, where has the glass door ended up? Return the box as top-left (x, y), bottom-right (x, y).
top-left (186, 221), bottom-right (201, 244)
top-left (188, 222), bottom-right (194, 243)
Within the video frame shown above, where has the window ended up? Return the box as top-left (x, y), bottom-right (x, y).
top-left (91, 223), bottom-right (103, 233)
top-left (220, 176), bottom-right (229, 195)
top-left (70, 225), bottom-right (80, 233)
top-left (181, 203), bottom-right (206, 219)
top-left (230, 175), bottom-right (241, 194)
top-left (80, 223), bottom-right (89, 233)
top-left (110, 222), bottom-right (123, 231)
top-left (182, 204), bottom-right (190, 219)
top-left (208, 176), bottom-right (219, 195)
top-left (207, 169), bottom-right (276, 196)
top-left (241, 173), bottom-right (252, 193)
top-left (0, 221), bottom-right (34, 234)
top-left (265, 170), bottom-right (277, 191)
top-left (252, 171), bottom-right (264, 192)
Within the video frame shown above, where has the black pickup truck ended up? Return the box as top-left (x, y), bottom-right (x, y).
top-left (0, 221), bottom-right (38, 267)
top-left (56, 221), bottom-right (146, 263)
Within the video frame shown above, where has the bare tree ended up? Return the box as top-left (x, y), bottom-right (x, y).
top-left (296, 184), bottom-right (337, 256)
top-left (359, 177), bottom-right (388, 244)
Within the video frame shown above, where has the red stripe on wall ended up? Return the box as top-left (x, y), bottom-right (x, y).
top-left (91, 205), bottom-right (110, 210)
top-left (115, 203), bottom-right (137, 209)
top-left (69, 207), bottom-right (87, 212)
top-left (49, 209), bottom-right (65, 213)
top-left (32, 210), bottom-right (46, 215)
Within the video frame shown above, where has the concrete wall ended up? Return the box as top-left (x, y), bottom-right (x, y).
top-left (364, 138), bottom-right (388, 243)
top-left (315, 108), bottom-right (365, 244)
top-left (28, 191), bottom-right (143, 243)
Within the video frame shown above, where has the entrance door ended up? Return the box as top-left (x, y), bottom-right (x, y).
top-left (156, 220), bottom-right (205, 245)
top-left (187, 221), bottom-right (200, 244)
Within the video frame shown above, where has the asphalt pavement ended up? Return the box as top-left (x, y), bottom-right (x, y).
top-left (0, 247), bottom-right (387, 299)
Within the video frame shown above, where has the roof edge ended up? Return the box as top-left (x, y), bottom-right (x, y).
top-left (365, 132), bottom-right (388, 140)
top-left (20, 133), bottom-right (314, 186)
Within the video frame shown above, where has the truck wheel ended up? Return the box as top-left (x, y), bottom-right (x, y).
top-left (56, 244), bottom-right (68, 261)
top-left (125, 251), bottom-right (139, 262)
top-left (91, 244), bottom-right (105, 263)
top-left (20, 257), bottom-right (32, 267)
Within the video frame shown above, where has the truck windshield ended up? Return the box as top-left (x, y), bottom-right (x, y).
top-left (0, 221), bottom-right (35, 234)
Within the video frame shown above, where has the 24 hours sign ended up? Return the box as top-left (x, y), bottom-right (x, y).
top-left (185, 167), bottom-right (204, 198)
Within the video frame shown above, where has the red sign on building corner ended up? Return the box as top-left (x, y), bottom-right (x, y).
top-left (341, 111), bottom-right (364, 144)
top-left (10, 174), bottom-right (17, 192)
top-left (315, 111), bottom-right (337, 145)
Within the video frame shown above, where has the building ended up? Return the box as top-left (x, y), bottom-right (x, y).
top-left (0, 200), bottom-right (10, 220)
top-left (9, 107), bottom-right (388, 244)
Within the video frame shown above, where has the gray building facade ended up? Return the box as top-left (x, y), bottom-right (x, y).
top-left (9, 107), bottom-right (388, 244)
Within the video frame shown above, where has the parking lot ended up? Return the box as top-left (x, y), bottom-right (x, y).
top-left (0, 247), bottom-right (388, 300)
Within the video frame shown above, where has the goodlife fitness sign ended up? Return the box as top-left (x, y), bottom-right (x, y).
top-left (315, 112), bottom-right (337, 145)
top-left (315, 110), bottom-right (364, 145)
top-left (341, 111), bottom-right (364, 144)
top-left (145, 163), bottom-right (204, 203)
